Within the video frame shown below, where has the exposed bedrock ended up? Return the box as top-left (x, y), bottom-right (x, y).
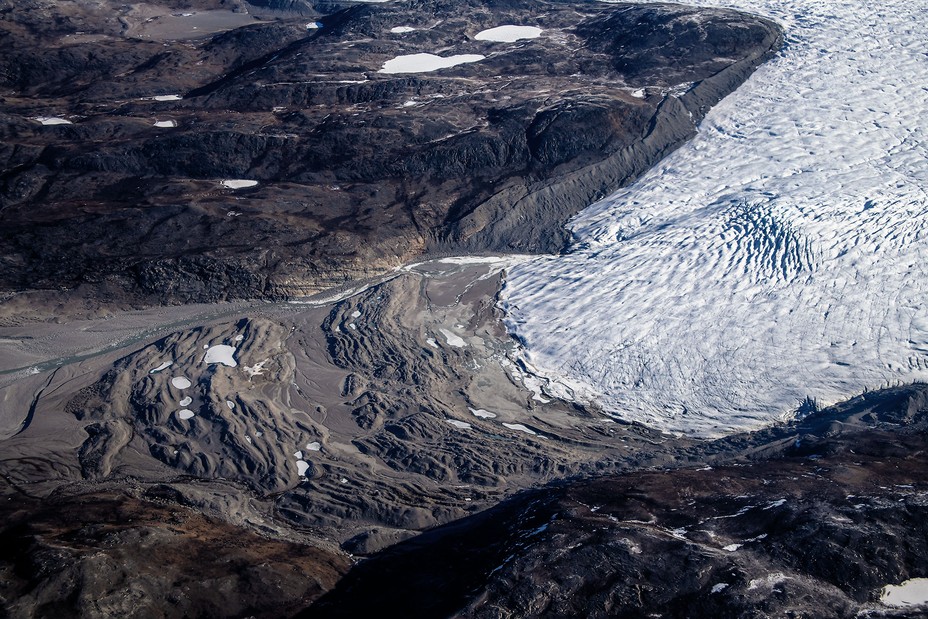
top-left (0, 0), bottom-right (783, 313)
top-left (306, 383), bottom-right (928, 618)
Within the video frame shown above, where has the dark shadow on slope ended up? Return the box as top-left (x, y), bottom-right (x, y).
top-left (298, 487), bottom-right (562, 618)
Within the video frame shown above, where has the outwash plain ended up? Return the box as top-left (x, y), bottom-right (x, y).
top-left (2, 0), bottom-right (928, 617)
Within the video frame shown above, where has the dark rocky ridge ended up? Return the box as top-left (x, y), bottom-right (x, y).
top-left (0, 0), bottom-right (782, 315)
top-left (305, 384), bottom-right (928, 618)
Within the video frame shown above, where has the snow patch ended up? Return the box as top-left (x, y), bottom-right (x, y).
top-left (447, 419), bottom-right (473, 429)
top-left (150, 361), bottom-right (172, 374)
top-left (881, 578), bottom-right (928, 607)
top-left (33, 116), bottom-right (71, 125)
top-left (177, 409), bottom-right (195, 420)
top-left (226, 400), bottom-right (235, 410)
top-left (502, 423), bottom-right (536, 435)
top-left (390, 26), bottom-right (416, 33)
top-left (474, 25), bottom-right (542, 43)
top-left (203, 344), bottom-right (237, 367)
top-left (179, 396), bottom-right (192, 406)
top-left (243, 359), bottom-right (269, 377)
top-left (426, 338), bottom-right (439, 349)
top-left (306, 21), bottom-right (322, 29)
top-left (171, 376), bottom-right (192, 390)
top-left (711, 583), bottom-right (729, 594)
top-left (439, 328), bottom-right (466, 348)
top-left (306, 441), bottom-right (322, 451)
top-left (221, 179), bottom-right (258, 189)
top-left (379, 53), bottom-right (484, 74)
top-left (469, 407), bottom-right (497, 419)
top-left (153, 120), bottom-right (177, 128)
top-left (296, 460), bottom-right (310, 476)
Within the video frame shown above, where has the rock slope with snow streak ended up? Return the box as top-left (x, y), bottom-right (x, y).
top-left (502, 0), bottom-right (928, 437)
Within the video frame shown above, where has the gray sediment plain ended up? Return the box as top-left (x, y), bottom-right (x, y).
top-left (0, 259), bottom-right (691, 615)
top-left (4, 261), bottom-right (928, 617)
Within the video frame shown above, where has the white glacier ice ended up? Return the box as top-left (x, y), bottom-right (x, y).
top-left (501, 0), bottom-right (928, 437)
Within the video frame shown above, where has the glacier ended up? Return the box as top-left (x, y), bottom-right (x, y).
top-left (501, 0), bottom-right (928, 436)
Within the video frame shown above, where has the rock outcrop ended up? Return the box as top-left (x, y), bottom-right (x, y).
top-left (305, 384), bottom-right (928, 618)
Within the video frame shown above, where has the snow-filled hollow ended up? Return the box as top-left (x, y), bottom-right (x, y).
top-left (203, 344), bottom-right (237, 367)
top-left (500, 0), bottom-right (928, 438)
top-left (474, 25), bottom-right (542, 42)
top-left (170, 376), bottom-right (192, 390)
top-left (379, 53), bottom-right (484, 74)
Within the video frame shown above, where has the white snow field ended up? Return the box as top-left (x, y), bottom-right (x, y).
top-left (474, 25), bottom-right (542, 42)
top-left (501, 0), bottom-right (928, 437)
top-left (881, 579), bottom-right (928, 607)
top-left (379, 53), bottom-right (484, 74)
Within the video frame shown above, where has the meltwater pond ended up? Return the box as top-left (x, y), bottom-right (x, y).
top-left (501, 0), bottom-right (928, 436)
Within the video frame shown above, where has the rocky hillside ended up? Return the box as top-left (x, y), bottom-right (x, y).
top-left (0, 0), bottom-right (782, 314)
top-left (305, 384), bottom-right (928, 618)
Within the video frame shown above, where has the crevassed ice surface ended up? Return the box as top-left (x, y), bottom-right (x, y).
top-left (501, 0), bottom-right (928, 437)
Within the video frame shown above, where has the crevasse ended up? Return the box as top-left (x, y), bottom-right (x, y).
top-left (501, 0), bottom-right (928, 437)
